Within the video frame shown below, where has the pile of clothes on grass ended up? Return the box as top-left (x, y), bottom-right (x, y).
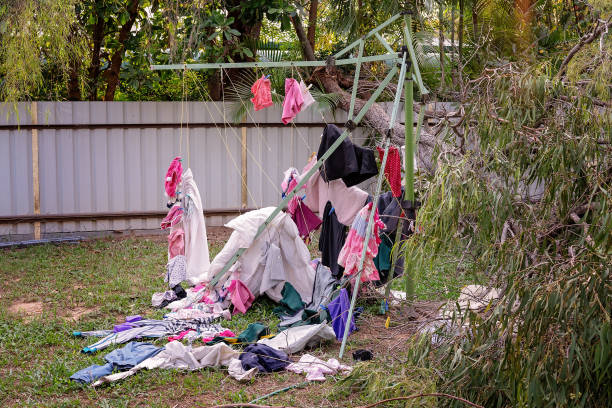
top-left (71, 124), bottom-right (417, 387)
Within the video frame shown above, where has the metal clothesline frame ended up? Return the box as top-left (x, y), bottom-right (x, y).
top-left (150, 12), bottom-right (427, 359)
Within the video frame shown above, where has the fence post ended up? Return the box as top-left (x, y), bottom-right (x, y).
top-left (31, 102), bottom-right (41, 239)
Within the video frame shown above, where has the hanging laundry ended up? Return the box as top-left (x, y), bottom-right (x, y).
top-left (281, 166), bottom-right (322, 240)
top-left (317, 124), bottom-right (378, 187)
top-left (250, 75), bottom-right (274, 111)
top-left (319, 202), bottom-right (347, 278)
top-left (165, 157), bottom-right (183, 199)
top-left (161, 204), bottom-right (183, 230)
top-left (327, 288), bottom-right (356, 340)
top-left (337, 202), bottom-right (385, 282)
top-left (376, 145), bottom-right (402, 198)
top-left (304, 173), bottom-right (369, 226)
top-left (70, 342), bottom-right (163, 384)
top-left (167, 228), bottom-right (185, 258)
top-left (299, 80), bottom-right (315, 110)
top-left (228, 279), bottom-right (255, 314)
top-left (182, 168), bottom-right (210, 285)
top-left (166, 255), bottom-right (187, 288)
top-left (282, 78), bottom-right (304, 124)
top-left (239, 344), bottom-right (289, 372)
top-left (292, 201), bottom-right (322, 241)
top-left (286, 354), bottom-right (352, 381)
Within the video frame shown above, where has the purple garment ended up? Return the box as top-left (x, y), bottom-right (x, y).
top-left (292, 201), bottom-right (322, 239)
top-left (125, 315), bottom-right (142, 323)
top-left (114, 323), bottom-right (133, 333)
top-left (327, 288), bottom-right (356, 340)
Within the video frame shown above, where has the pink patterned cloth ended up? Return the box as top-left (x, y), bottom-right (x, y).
top-left (201, 330), bottom-right (237, 343)
top-left (251, 75), bottom-right (274, 111)
top-left (167, 228), bottom-right (185, 258)
top-left (165, 157), bottom-right (182, 198)
top-left (161, 205), bottom-right (183, 230)
top-left (337, 202), bottom-right (385, 282)
top-left (282, 78), bottom-right (304, 124)
top-left (228, 279), bottom-right (255, 314)
top-left (168, 329), bottom-right (194, 342)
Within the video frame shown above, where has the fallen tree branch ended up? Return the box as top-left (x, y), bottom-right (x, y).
top-left (356, 393), bottom-right (485, 408)
top-left (208, 404), bottom-right (296, 408)
top-left (556, 16), bottom-right (612, 78)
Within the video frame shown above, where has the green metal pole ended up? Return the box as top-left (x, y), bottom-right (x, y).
top-left (404, 16), bottom-right (416, 301)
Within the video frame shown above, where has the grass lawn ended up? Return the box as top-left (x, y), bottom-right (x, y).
top-left (0, 232), bottom-right (481, 407)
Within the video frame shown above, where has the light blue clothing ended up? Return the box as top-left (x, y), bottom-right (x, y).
top-left (71, 342), bottom-right (163, 384)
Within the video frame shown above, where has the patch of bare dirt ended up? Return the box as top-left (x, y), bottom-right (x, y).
top-left (8, 301), bottom-right (44, 320)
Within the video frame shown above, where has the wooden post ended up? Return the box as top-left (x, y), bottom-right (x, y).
top-left (31, 102), bottom-right (41, 239)
top-left (241, 125), bottom-right (248, 209)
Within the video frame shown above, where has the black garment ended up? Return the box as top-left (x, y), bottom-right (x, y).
top-left (352, 349), bottom-right (373, 361)
top-left (319, 201), bottom-right (347, 279)
top-left (158, 284), bottom-right (187, 309)
top-left (317, 124), bottom-right (378, 187)
top-left (377, 189), bottom-right (418, 239)
top-left (239, 344), bottom-right (289, 372)
top-left (374, 190), bottom-right (420, 283)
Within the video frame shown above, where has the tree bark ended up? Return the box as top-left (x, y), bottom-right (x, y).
top-left (103, 0), bottom-right (140, 101)
top-left (307, 0), bottom-right (319, 52)
top-left (88, 0), bottom-right (105, 100)
top-left (291, 14), bottom-right (316, 61)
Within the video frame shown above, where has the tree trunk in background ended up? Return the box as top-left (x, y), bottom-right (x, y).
top-left (450, 0), bottom-right (455, 84)
top-left (104, 0), bottom-right (140, 101)
top-left (439, 1), bottom-right (446, 94)
top-left (88, 0), bottom-right (105, 101)
top-left (291, 15), bottom-right (316, 61)
top-left (472, 0), bottom-right (478, 39)
top-left (67, 25), bottom-right (81, 100)
top-left (459, 0), bottom-right (464, 64)
top-left (67, 59), bottom-right (81, 100)
top-left (307, 0), bottom-right (319, 52)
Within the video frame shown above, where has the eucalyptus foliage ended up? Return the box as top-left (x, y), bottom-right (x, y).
top-left (404, 50), bottom-right (611, 406)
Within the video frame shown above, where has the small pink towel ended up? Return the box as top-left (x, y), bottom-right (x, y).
top-left (165, 157), bottom-right (182, 198)
top-left (167, 228), bottom-right (185, 258)
top-left (228, 279), bottom-right (255, 314)
top-left (282, 78), bottom-right (304, 124)
top-left (251, 75), bottom-right (274, 111)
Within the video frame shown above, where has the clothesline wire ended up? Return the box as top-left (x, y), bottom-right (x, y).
top-left (186, 72), bottom-right (260, 208)
top-left (221, 68), bottom-right (286, 198)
